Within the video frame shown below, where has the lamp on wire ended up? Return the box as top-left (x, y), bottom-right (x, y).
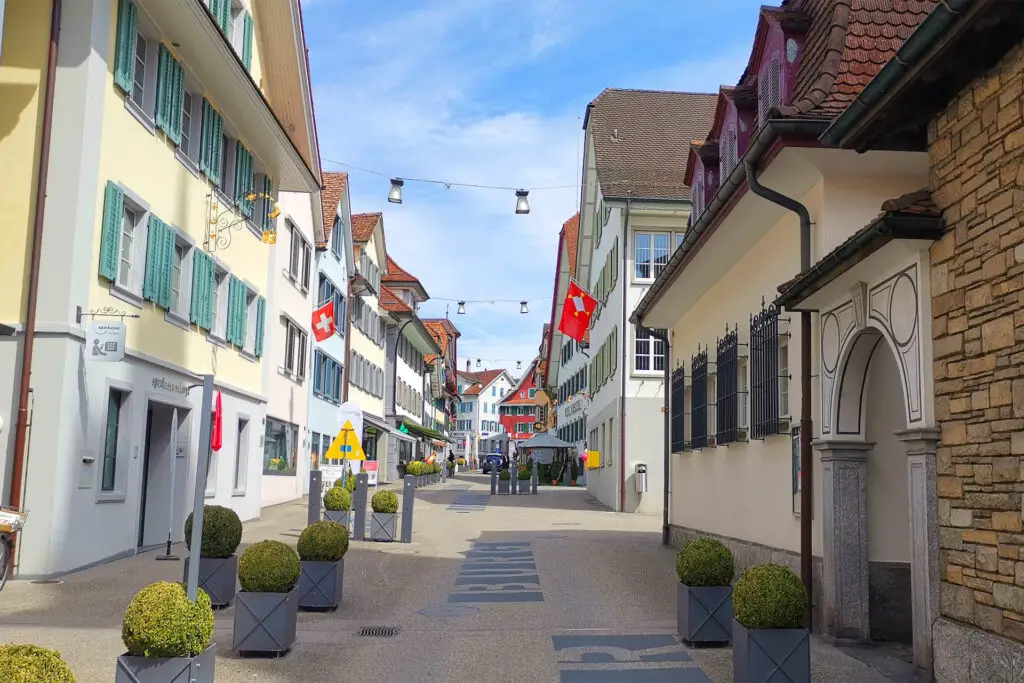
top-left (516, 361), bottom-right (522, 370)
top-left (476, 359), bottom-right (482, 367)
top-left (457, 301), bottom-right (466, 314)
top-left (388, 178), bottom-right (404, 204)
top-left (519, 300), bottom-right (529, 314)
top-left (515, 189), bottom-right (530, 215)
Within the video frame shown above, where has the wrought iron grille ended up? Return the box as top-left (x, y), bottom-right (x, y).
top-left (691, 348), bottom-right (708, 449)
top-left (750, 300), bottom-right (781, 439)
top-left (670, 366), bottom-right (686, 452)
top-left (716, 326), bottom-right (739, 445)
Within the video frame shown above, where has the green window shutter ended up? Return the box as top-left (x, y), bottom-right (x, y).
top-left (235, 145), bottom-right (253, 216)
top-left (210, 111), bottom-right (224, 185)
top-left (238, 286), bottom-right (249, 347)
top-left (162, 57), bottom-right (184, 146)
top-left (199, 99), bottom-right (212, 176)
top-left (227, 277), bottom-right (239, 345)
top-left (189, 251), bottom-right (205, 325)
top-left (254, 295), bottom-right (266, 357)
top-left (203, 256), bottom-right (216, 331)
top-left (113, 0), bottom-right (138, 93)
top-left (261, 175), bottom-right (272, 232)
top-left (158, 226), bottom-right (175, 309)
top-left (98, 181), bottom-right (124, 281)
top-left (242, 12), bottom-right (254, 72)
top-left (142, 216), bottom-right (163, 303)
top-left (155, 44), bottom-right (170, 133)
top-left (210, 0), bottom-right (226, 32)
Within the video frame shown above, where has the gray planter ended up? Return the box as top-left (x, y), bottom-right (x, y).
top-left (115, 644), bottom-right (216, 683)
top-left (233, 590), bottom-right (298, 656)
top-left (677, 583), bottom-right (732, 645)
top-left (369, 512), bottom-right (397, 542)
top-left (297, 558), bottom-right (345, 611)
top-left (732, 619), bottom-right (810, 683)
top-left (498, 478), bottom-right (511, 494)
top-left (416, 476), bottom-right (425, 488)
top-left (518, 478), bottom-right (531, 493)
top-left (183, 555), bottom-right (237, 609)
top-left (323, 509), bottom-right (350, 526)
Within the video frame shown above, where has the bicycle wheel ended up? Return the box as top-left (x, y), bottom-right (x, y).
top-left (0, 536), bottom-right (9, 592)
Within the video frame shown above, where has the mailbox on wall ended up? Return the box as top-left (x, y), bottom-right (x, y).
top-left (634, 463), bottom-right (648, 493)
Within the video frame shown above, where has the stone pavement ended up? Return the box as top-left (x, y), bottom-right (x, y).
top-left (0, 473), bottom-right (903, 682)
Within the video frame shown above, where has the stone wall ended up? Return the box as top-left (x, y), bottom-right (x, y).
top-left (929, 41), bottom-right (1024, 643)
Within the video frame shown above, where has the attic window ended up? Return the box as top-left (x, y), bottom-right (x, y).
top-left (691, 175), bottom-right (704, 223)
top-left (719, 123), bottom-right (738, 179)
top-left (758, 52), bottom-right (783, 124)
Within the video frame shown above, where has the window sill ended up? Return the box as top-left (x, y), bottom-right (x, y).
top-left (207, 332), bottom-right (227, 348)
top-left (165, 311), bottom-right (192, 331)
top-left (245, 219), bottom-right (262, 239)
top-left (277, 367), bottom-right (305, 385)
top-left (175, 148), bottom-right (202, 179)
top-left (95, 493), bottom-right (128, 504)
top-left (263, 469), bottom-right (297, 477)
top-left (231, 488), bottom-right (247, 497)
top-left (125, 98), bottom-right (156, 135)
top-left (240, 350), bottom-right (257, 362)
top-left (109, 282), bottom-right (144, 309)
top-left (631, 370), bottom-right (664, 378)
top-left (204, 490), bottom-right (216, 499)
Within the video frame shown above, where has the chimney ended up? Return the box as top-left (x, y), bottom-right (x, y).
top-left (466, 359), bottom-right (470, 372)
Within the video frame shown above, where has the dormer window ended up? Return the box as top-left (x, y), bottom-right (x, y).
top-left (691, 175), bottom-right (705, 222)
top-left (719, 123), bottom-right (738, 179)
top-left (758, 51), bottom-right (783, 124)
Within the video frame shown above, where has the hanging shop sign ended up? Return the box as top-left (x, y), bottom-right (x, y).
top-left (86, 321), bottom-right (126, 362)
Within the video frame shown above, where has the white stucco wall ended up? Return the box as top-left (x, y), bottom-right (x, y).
top-left (349, 232), bottom-right (386, 419)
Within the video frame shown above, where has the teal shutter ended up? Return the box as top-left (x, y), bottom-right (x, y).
top-left (200, 100), bottom-right (223, 184)
top-left (157, 48), bottom-right (184, 145)
top-left (235, 145), bottom-right (253, 216)
top-left (113, 0), bottom-right (138, 93)
top-left (254, 296), bottom-right (266, 357)
top-left (242, 13), bottom-right (254, 72)
top-left (155, 45), bottom-right (169, 131)
top-left (237, 284), bottom-right (249, 347)
top-left (202, 255), bottom-right (216, 330)
top-left (226, 277), bottom-right (237, 344)
top-left (159, 226), bottom-right (175, 309)
top-left (260, 175), bottom-right (272, 232)
top-left (199, 99), bottom-right (212, 175)
top-left (189, 251), bottom-right (204, 325)
top-left (210, 0), bottom-right (225, 32)
top-left (98, 181), bottom-right (124, 281)
top-left (142, 216), bottom-right (163, 302)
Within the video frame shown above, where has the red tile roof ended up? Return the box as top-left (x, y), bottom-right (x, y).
top-left (319, 172), bottom-right (347, 247)
top-left (352, 213), bottom-right (381, 243)
top-left (383, 257), bottom-right (426, 296)
top-left (379, 286), bottom-right (412, 314)
top-left (462, 383), bottom-right (483, 396)
top-left (563, 213), bottom-right (580, 278)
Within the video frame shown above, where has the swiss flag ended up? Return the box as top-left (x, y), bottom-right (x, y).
top-left (312, 300), bottom-right (336, 342)
top-left (211, 391), bottom-right (223, 452)
top-left (558, 280), bottom-right (597, 343)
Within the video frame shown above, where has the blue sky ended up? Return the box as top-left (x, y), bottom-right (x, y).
top-left (302, 0), bottom-right (764, 376)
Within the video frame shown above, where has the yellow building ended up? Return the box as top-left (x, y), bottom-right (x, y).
top-left (0, 0), bottom-right (319, 578)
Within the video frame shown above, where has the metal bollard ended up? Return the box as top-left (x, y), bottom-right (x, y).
top-left (400, 475), bottom-right (415, 543)
top-left (532, 460), bottom-right (538, 494)
top-left (490, 470), bottom-right (498, 495)
top-left (353, 472), bottom-right (369, 541)
top-left (511, 472), bottom-right (518, 495)
top-left (308, 470), bottom-right (322, 526)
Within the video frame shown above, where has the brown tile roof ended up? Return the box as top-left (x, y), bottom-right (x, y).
top-left (776, 0), bottom-right (938, 118)
top-left (319, 172), bottom-right (347, 246)
top-left (379, 286), bottom-right (413, 314)
top-left (352, 212), bottom-right (381, 243)
top-left (383, 257), bottom-right (425, 289)
top-left (586, 89), bottom-right (717, 200)
top-left (462, 383), bottom-right (483, 396)
top-left (562, 213), bottom-right (580, 278)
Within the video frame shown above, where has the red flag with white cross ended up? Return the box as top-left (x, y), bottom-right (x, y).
top-left (558, 280), bottom-right (597, 344)
top-left (312, 300), bottom-right (336, 342)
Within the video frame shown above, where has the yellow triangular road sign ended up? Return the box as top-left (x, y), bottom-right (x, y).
top-left (326, 421), bottom-right (366, 461)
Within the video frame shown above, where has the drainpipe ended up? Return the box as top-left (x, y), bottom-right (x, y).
top-left (744, 159), bottom-right (814, 630)
top-left (640, 324), bottom-right (671, 545)
top-left (9, 0), bottom-right (61, 534)
top-left (342, 278), bottom-right (353, 401)
top-left (619, 199), bottom-right (631, 512)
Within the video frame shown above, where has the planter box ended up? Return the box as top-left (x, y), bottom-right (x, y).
top-left (297, 558), bottom-right (345, 611)
top-left (369, 512), bottom-right (397, 542)
top-left (498, 478), bottom-right (511, 494)
top-left (115, 644), bottom-right (216, 683)
top-left (322, 509), bottom-right (350, 527)
top-left (183, 555), bottom-right (237, 609)
top-left (518, 479), bottom-right (531, 492)
top-left (233, 590), bottom-right (298, 656)
top-left (732, 620), bottom-right (810, 683)
top-left (677, 583), bottom-right (732, 645)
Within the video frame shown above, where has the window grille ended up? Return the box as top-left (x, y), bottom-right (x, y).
top-left (690, 347), bottom-right (708, 449)
top-left (716, 326), bottom-right (739, 445)
top-left (670, 366), bottom-right (686, 453)
top-left (750, 299), bottom-right (784, 439)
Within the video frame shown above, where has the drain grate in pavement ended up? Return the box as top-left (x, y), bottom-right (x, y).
top-left (29, 579), bottom-right (63, 585)
top-left (358, 626), bottom-right (401, 637)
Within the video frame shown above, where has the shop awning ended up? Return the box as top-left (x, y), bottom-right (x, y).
top-left (401, 419), bottom-right (449, 442)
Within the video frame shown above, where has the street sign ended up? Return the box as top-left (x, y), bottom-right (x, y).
top-left (364, 461), bottom-right (379, 487)
top-left (86, 321), bottom-right (125, 362)
top-left (325, 422), bottom-right (366, 461)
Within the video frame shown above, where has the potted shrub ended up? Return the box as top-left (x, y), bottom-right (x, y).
top-left (115, 581), bottom-right (215, 682)
top-left (456, 457), bottom-right (466, 473)
top-left (497, 468), bottom-right (511, 494)
top-left (676, 537), bottom-right (734, 645)
top-left (406, 461), bottom-right (422, 487)
top-left (322, 486), bottom-right (351, 526)
top-left (517, 466), bottom-right (532, 494)
top-left (732, 563), bottom-right (810, 683)
top-left (232, 540), bottom-right (300, 656)
top-left (369, 490), bottom-right (399, 542)
top-left (296, 521), bottom-right (349, 611)
top-left (570, 459), bottom-right (579, 486)
top-left (182, 504), bottom-right (243, 609)
top-left (0, 644), bottom-right (76, 683)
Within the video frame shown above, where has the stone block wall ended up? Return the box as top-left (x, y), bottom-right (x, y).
top-left (929, 41), bottom-right (1024, 643)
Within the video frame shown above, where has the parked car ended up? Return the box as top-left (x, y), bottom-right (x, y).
top-left (482, 455), bottom-right (503, 474)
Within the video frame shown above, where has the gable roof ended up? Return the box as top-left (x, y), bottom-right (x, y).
top-left (352, 213), bottom-right (381, 243)
top-left (462, 383), bottom-right (483, 396)
top-left (583, 89), bottom-right (717, 201)
top-left (379, 286), bottom-right (413, 314)
top-left (460, 369), bottom-right (506, 390)
top-left (319, 172), bottom-right (347, 247)
top-left (383, 256), bottom-right (429, 300)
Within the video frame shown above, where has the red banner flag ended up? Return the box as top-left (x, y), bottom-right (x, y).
top-left (312, 299), bottom-right (336, 342)
top-left (558, 280), bottom-right (597, 343)
top-left (211, 391), bottom-right (223, 452)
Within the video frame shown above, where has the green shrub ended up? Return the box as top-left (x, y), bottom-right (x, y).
top-left (344, 475), bottom-right (358, 494)
top-left (0, 644), bottom-right (76, 683)
top-left (238, 540), bottom-right (300, 593)
top-left (732, 563), bottom-right (807, 630)
top-left (456, 457), bottom-right (466, 465)
top-left (121, 581), bottom-right (214, 658)
top-left (406, 462), bottom-right (422, 476)
top-left (297, 521), bottom-right (349, 562)
top-left (323, 486), bottom-right (351, 511)
top-left (498, 469), bottom-right (511, 481)
top-left (184, 505), bottom-right (242, 559)
top-left (371, 490), bottom-right (399, 514)
top-left (676, 538), bottom-right (734, 587)
top-left (517, 466), bottom-right (531, 480)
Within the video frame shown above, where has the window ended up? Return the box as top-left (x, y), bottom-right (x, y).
top-left (779, 339), bottom-right (790, 417)
top-left (720, 122), bottom-right (738, 179)
top-left (692, 175), bottom-right (704, 220)
top-left (218, 136), bottom-right (237, 203)
top-left (492, 387), bottom-right (496, 397)
top-left (263, 417), bottom-right (298, 476)
top-left (288, 222), bottom-right (312, 291)
top-left (131, 33), bottom-right (147, 107)
top-left (691, 348), bottom-right (708, 449)
top-left (313, 350), bottom-right (343, 403)
top-left (234, 418), bottom-right (248, 493)
top-left (715, 328), bottom-right (739, 445)
top-left (634, 329), bottom-right (665, 373)
top-left (634, 232), bottom-right (670, 280)
top-left (210, 265), bottom-right (229, 341)
top-left (101, 389), bottom-right (128, 492)
top-left (119, 205), bottom-right (139, 289)
top-left (758, 52), bottom-right (783, 125)
top-left (529, 389), bottom-right (536, 399)
top-left (167, 235), bottom-right (194, 321)
top-left (283, 319), bottom-right (307, 379)
top-left (180, 91), bottom-right (196, 160)
top-left (738, 357), bottom-right (749, 429)
top-left (331, 216), bottom-right (343, 258)
top-left (750, 303), bottom-right (784, 439)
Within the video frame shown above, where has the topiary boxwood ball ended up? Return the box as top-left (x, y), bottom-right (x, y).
top-left (0, 644), bottom-right (77, 683)
top-left (344, 475), bottom-right (358, 494)
top-left (297, 521), bottom-right (349, 562)
top-left (371, 490), bottom-right (399, 514)
top-left (184, 505), bottom-right (242, 559)
top-left (323, 486), bottom-right (351, 512)
top-left (406, 462), bottom-right (422, 476)
top-left (676, 537), bottom-right (734, 587)
top-left (122, 581), bottom-right (214, 658)
top-left (238, 540), bottom-right (300, 593)
top-left (732, 563), bottom-right (807, 630)
top-left (498, 469), bottom-right (511, 480)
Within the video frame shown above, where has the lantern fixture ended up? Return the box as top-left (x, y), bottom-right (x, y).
top-left (514, 189), bottom-right (530, 215)
top-left (388, 178), bottom-right (404, 204)
top-left (519, 300), bottom-right (528, 314)
top-left (457, 301), bottom-right (466, 314)
top-left (516, 361), bottom-right (522, 370)
top-left (476, 358), bottom-right (482, 367)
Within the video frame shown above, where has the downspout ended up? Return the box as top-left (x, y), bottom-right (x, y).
top-left (9, 0), bottom-right (61, 533)
top-left (639, 325), bottom-right (671, 545)
top-left (342, 278), bottom-right (353, 401)
top-left (744, 159), bottom-right (814, 630)
top-left (619, 199), bottom-right (631, 512)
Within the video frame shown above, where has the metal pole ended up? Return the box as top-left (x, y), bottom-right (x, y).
top-left (490, 469), bottom-right (497, 495)
top-left (352, 472), bottom-right (368, 540)
top-left (400, 474), bottom-right (415, 543)
top-left (532, 459), bottom-right (538, 494)
top-left (308, 470), bottom-right (322, 526)
top-left (186, 374), bottom-right (214, 602)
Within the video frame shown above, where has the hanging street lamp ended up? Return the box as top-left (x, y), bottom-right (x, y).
top-left (514, 189), bottom-right (530, 215)
top-left (519, 300), bottom-right (529, 314)
top-left (388, 178), bottom-right (404, 204)
top-left (457, 301), bottom-right (466, 314)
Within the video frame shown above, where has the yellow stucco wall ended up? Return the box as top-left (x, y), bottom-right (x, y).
top-left (0, 0), bottom-right (53, 323)
top-left (89, 0), bottom-right (273, 394)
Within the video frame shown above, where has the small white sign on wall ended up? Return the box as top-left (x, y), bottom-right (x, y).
top-left (86, 321), bottom-right (126, 362)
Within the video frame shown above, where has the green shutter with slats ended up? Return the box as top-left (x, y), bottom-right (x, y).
top-left (113, 0), bottom-right (137, 93)
top-left (226, 276), bottom-right (238, 345)
top-left (260, 175), bottom-right (273, 232)
top-left (190, 251), bottom-right (214, 329)
top-left (203, 258), bottom-right (216, 330)
top-left (210, 0), bottom-right (226, 33)
top-left (242, 12), bottom-right (254, 72)
top-left (98, 181), bottom-right (124, 281)
top-left (221, 0), bottom-right (233, 34)
top-left (254, 295), bottom-right (266, 357)
top-left (210, 112), bottom-right (224, 185)
top-left (237, 284), bottom-right (249, 347)
top-left (200, 100), bottom-right (223, 184)
top-left (155, 45), bottom-right (170, 132)
top-left (156, 46), bottom-right (184, 145)
top-left (235, 145), bottom-right (253, 216)
top-left (143, 216), bottom-right (174, 309)
top-left (199, 99), bottom-right (213, 177)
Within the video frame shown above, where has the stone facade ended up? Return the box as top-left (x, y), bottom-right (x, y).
top-left (929, 42), bottom-right (1024, 643)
